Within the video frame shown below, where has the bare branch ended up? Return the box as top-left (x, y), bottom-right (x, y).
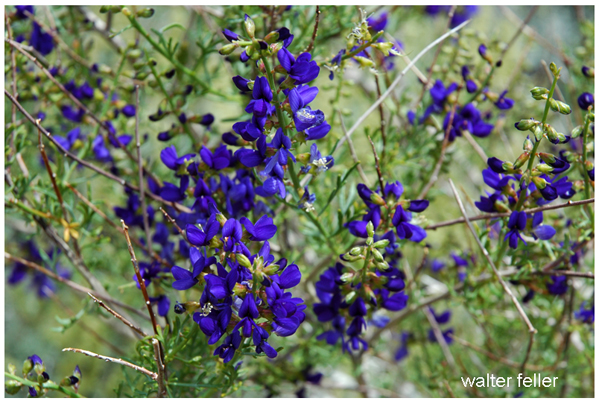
top-left (63, 348), bottom-right (157, 380)
top-left (88, 293), bottom-right (148, 338)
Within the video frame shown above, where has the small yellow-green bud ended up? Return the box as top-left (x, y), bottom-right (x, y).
top-left (366, 221), bottom-right (375, 237)
top-left (244, 14), bottom-right (255, 38)
top-left (219, 43), bottom-right (238, 55)
top-left (571, 125), bottom-right (584, 139)
top-left (523, 136), bottom-right (534, 151)
top-left (5, 380), bottom-right (21, 395)
top-left (236, 254), bottom-right (252, 268)
top-left (513, 152), bottom-right (530, 169)
top-left (136, 8), bottom-right (155, 18)
top-left (549, 98), bottom-right (571, 115)
top-left (530, 87), bottom-right (549, 100)
top-left (549, 62), bottom-right (560, 76)
top-left (372, 239), bottom-right (390, 249)
top-left (349, 247), bottom-right (362, 255)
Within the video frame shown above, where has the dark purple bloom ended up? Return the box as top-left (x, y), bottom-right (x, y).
top-left (239, 215), bottom-right (277, 241)
top-left (575, 303), bottom-right (594, 324)
top-left (277, 48), bottom-right (320, 84)
top-left (546, 275), bottom-right (568, 296)
top-left (504, 211), bottom-right (527, 249)
top-left (30, 22), bottom-right (54, 56)
top-left (495, 90), bottom-right (514, 110)
top-left (121, 105), bottom-right (136, 117)
top-left (578, 92), bottom-right (594, 110)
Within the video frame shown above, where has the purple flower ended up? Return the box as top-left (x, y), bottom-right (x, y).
top-left (578, 92), bottom-right (594, 110)
top-left (575, 303), bottom-right (594, 324)
top-left (239, 215), bottom-right (277, 241)
top-left (367, 12), bottom-right (388, 31)
top-left (277, 48), bottom-right (320, 84)
top-left (200, 145), bottom-right (231, 170)
top-left (495, 90), bottom-right (514, 110)
top-left (30, 22), bottom-right (54, 56)
top-left (546, 275), bottom-right (568, 296)
top-left (504, 211), bottom-right (527, 249)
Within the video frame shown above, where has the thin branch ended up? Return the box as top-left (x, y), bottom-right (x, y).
top-left (334, 19), bottom-right (471, 154)
top-left (4, 38), bottom-right (162, 186)
top-left (135, 85), bottom-right (152, 249)
top-left (88, 293), bottom-right (148, 338)
top-left (121, 221), bottom-right (159, 335)
top-left (541, 238), bottom-right (593, 272)
top-left (4, 90), bottom-right (193, 213)
top-left (62, 348), bottom-right (157, 380)
top-left (423, 307), bottom-right (456, 370)
top-left (418, 92), bottom-right (460, 199)
top-left (303, 6), bottom-right (320, 53)
top-left (367, 135), bottom-right (385, 194)
top-left (447, 178), bottom-right (537, 334)
top-left (461, 129), bottom-right (488, 163)
top-left (4, 252), bottom-right (149, 320)
top-left (75, 6), bottom-right (126, 52)
top-left (426, 198), bottom-right (595, 230)
top-left (499, 6), bottom-right (539, 62)
top-left (338, 112), bottom-right (369, 184)
top-left (159, 207), bottom-right (191, 246)
top-left (452, 336), bottom-right (552, 371)
top-left (152, 339), bottom-right (167, 397)
top-left (65, 184), bottom-right (170, 266)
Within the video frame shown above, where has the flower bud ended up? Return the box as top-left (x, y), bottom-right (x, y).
top-left (22, 359), bottom-right (33, 375)
top-left (536, 164), bottom-right (554, 174)
top-left (219, 43), bottom-right (238, 55)
top-left (585, 160), bottom-right (594, 172)
top-left (5, 380), bottom-right (21, 395)
top-left (366, 221), bottom-right (375, 237)
top-left (340, 272), bottom-right (354, 283)
top-left (582, 66), bottom-right (594, 78)
top-left (342, 253), bottom-right (362, 262)
top-left (530, 86), bottom-right (549, 100)
top-left (38, 372), bottom-right (50, 384)
top-left (372, 42), bottom-right (395, 56)
top-left (549, 62), bottom-right (560, 77)
top-left (531, 176), bottom-right (547, 190)
top-left (545, 125), bottom-right (558, 143)
top-left (349, 247), bottom-right (362, 256)
top-left (549, 98), bottom-right (571, 115)
top-left (262, 264), bottom-right (280, 276)
top-left (513, 151), bottom-right (530, 169)
top-left (571, 125), bottom-right (584, 139)
top-left (365, 237), bottom-right (374, 246)
top-left (136, 8), bottom-right (154, 18)
top-left (372, 249), bottom-right (385, 262)
top-left (523, 136), bottom-right (533, 151)
top-left (372, 239), bottom-right (390, 249)
top-left (354, 56), bottom-right (375, 68)
top-left (515, 118), bottom-right (536, 131)
top-left (60, 376), bottom-right (79, 387)
top-left (120, 7), bottom-right (131, 17)
top-left (236, 253), bottom-right (252, 268)
top-left (531, 124), bottom-right (544, 142)
top-left (244, 14), bottom-right (255, 38)
top-left (537, 152), bottom-right (556, 164)
top-left (375, 260), bottom-right (389, 270)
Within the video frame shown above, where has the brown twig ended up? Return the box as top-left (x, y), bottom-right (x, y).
top-left (62, 348), bottom-right (157, 380)
top-left (134, 85), bottom-right (152, 249)
top-left (152, 339), bottom-right (167, 397)
top-left (65, 184), bottom-right (170, 266)
top-left (4, 89), bottom-right (193, 213)
top-left (4, 38), bottom-right (162, 186)
top-left (4, 252), bottom-right (149, 320)
top-left (121, 221), bottom-right (159, 335)
top-left (88, 293), bottom-right (148, 338)
top-left (303, 6), bottom-right (320, 53)
top-left (426, 198), bottom-right (595, 230)
top-left (367, 135), bottom-right (385, 195)
top-left (159, 207), bottom-right (191, 245)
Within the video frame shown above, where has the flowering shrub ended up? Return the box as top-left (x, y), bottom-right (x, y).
top-left (4, 5), bottom-right (594, 398)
